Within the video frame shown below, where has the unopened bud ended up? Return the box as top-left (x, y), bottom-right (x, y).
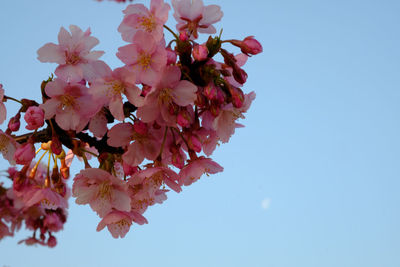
top-left (192, 44), bottom-right (208, 61)
top-left (8, 114), bottom-right (21, 132)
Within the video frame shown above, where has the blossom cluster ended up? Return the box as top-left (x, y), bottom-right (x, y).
top-left (0, 0), bottom-right (262, 246)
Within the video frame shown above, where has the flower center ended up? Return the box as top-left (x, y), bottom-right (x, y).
top-left (60, 95), bottom-right (76, 109)
top-left (138, 15), bottom-right (156, 33)
top-left (138, 53), bottom-right (152, 70)
top-left (65, 51), bottom-right (81, 65)
top-left (98, 182), bottom-right (112, 199)
top-left (158, 88), bottom-right (173, 105)
top-left (107, 80), bottom-right (125, 96)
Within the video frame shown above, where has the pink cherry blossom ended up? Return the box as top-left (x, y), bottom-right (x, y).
top-left (211, 91), bottom-right (255, 143)
top-left (0, 84), bottom-right (6, 125)
top-left (24, 106), bottom-right (44, 130)
top-left (136, 66), bottom-right (197, 124)
top-left (40, 78), bottom-right (102, 132)
top-left (118, 0), bottom-right (170, 42)
top-left (96, 210), bottom-right (147, 238)
top-left (171, 0), bottom-right (223, 39)
top-left (90, 67), bottom-right (143, 121)
top-left (117, 31), bottom-right (167, 86)
top-left (72, 168), bottom-right (131, 217)
top-left (0, 130), bottom-right (17, 165)
top-left (37, 25), bottom-right (109, 83)
top-left (179, 157), bottom-right (223, 186)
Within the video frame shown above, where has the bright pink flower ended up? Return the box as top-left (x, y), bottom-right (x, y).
top-left (136, 66), bottom-right (197, 124)
top-left (117, 31), bottom-right (167, 86)
top-left (0, 84), bottom-right (6, 125)
top-left (90, 67), bottom-right (143, 121)
top-left (73, 168), bottom-right (131, 217)
top-left (171, 0), bottom-right (223, 39)
top-left (118, 0), bottom-right (170, 42)
top-left (37, 25), bottom-right (109, 83)
top-left (192, 44), bottom-right (208, 61)
top-left (40, 78), bottom-right (102, 132)
top-left (96, 210), bottom-right (147, 238)
top-left (179, 157), bottom-right (223, 186)
top-left (24, 106), bottom-right (44, 130)
top-left (14, 142), bottom-right (35, 165)
top-left (0, 130), bottom-right (17, 165)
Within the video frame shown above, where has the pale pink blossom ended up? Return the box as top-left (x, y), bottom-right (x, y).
top-left (40, 78), bottom-right (102, 132)
top-left (117, 31), bottom-right (167, 86)
top-left (171, 0), bottom-right (223, 39)
top-left (37, 25), bottom-right (109, 83)
top-left (96, 210), bottom-right (147, 238)
top-left (108, 122), bottom-right (160, 167)
top-left (118, 0), bottom-right (170, 42)
top-left (73, 168), bottom-right (131, 217)
top-left (24, 106), bottom-right (44, 130)
top-left (179, 157), bottom-right (223, 186)
top-left (14, 142), bottom-right (35, 165)
top-left (211, 91), bottom-right (255, 143)
top-left (0, 130), bottom-right (17, 165)
top-left (90, 67), bottom-right (143, 121)
top-left (136, 66), bottom-right (197, 124)
top-left (0, 84), bottom-right (6, 125)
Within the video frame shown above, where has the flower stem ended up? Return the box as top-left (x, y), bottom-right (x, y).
top-left (163, 24), bottom-right (179, 40)
top-left (4, 95), bottom-right (22, 104)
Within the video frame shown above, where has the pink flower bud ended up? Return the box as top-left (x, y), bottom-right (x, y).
top-left (14, 142), bottom-right (35, 165)
top-left (51, 136), bottom-right (62, 155)
top-left (47, 236), bottom-right (57, 248)
top-left (203, 83), bottom-right (218, 100)
top-left (166, 47), bottom-right (177, 65)
top-left (8, 114), bottom-right (20, 132)
top-left (242, 36), bottom-right (263, 55)
top-left (177, 109), bottom-right (192, 128)
top-left (229, 87), bottom-right (245, 108)
top-left (230, 36), bottom-right (263, 56)
top-left (24, 106), bottom-right (44, 130)
top-left (192, 44), bottom-right (208, 61)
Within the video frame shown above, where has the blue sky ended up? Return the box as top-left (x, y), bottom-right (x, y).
top-left (0, 0), bottom-right (400, 266)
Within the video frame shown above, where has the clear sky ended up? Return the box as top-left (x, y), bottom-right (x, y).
top-left (1, 0), bottom-right (400, 266)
